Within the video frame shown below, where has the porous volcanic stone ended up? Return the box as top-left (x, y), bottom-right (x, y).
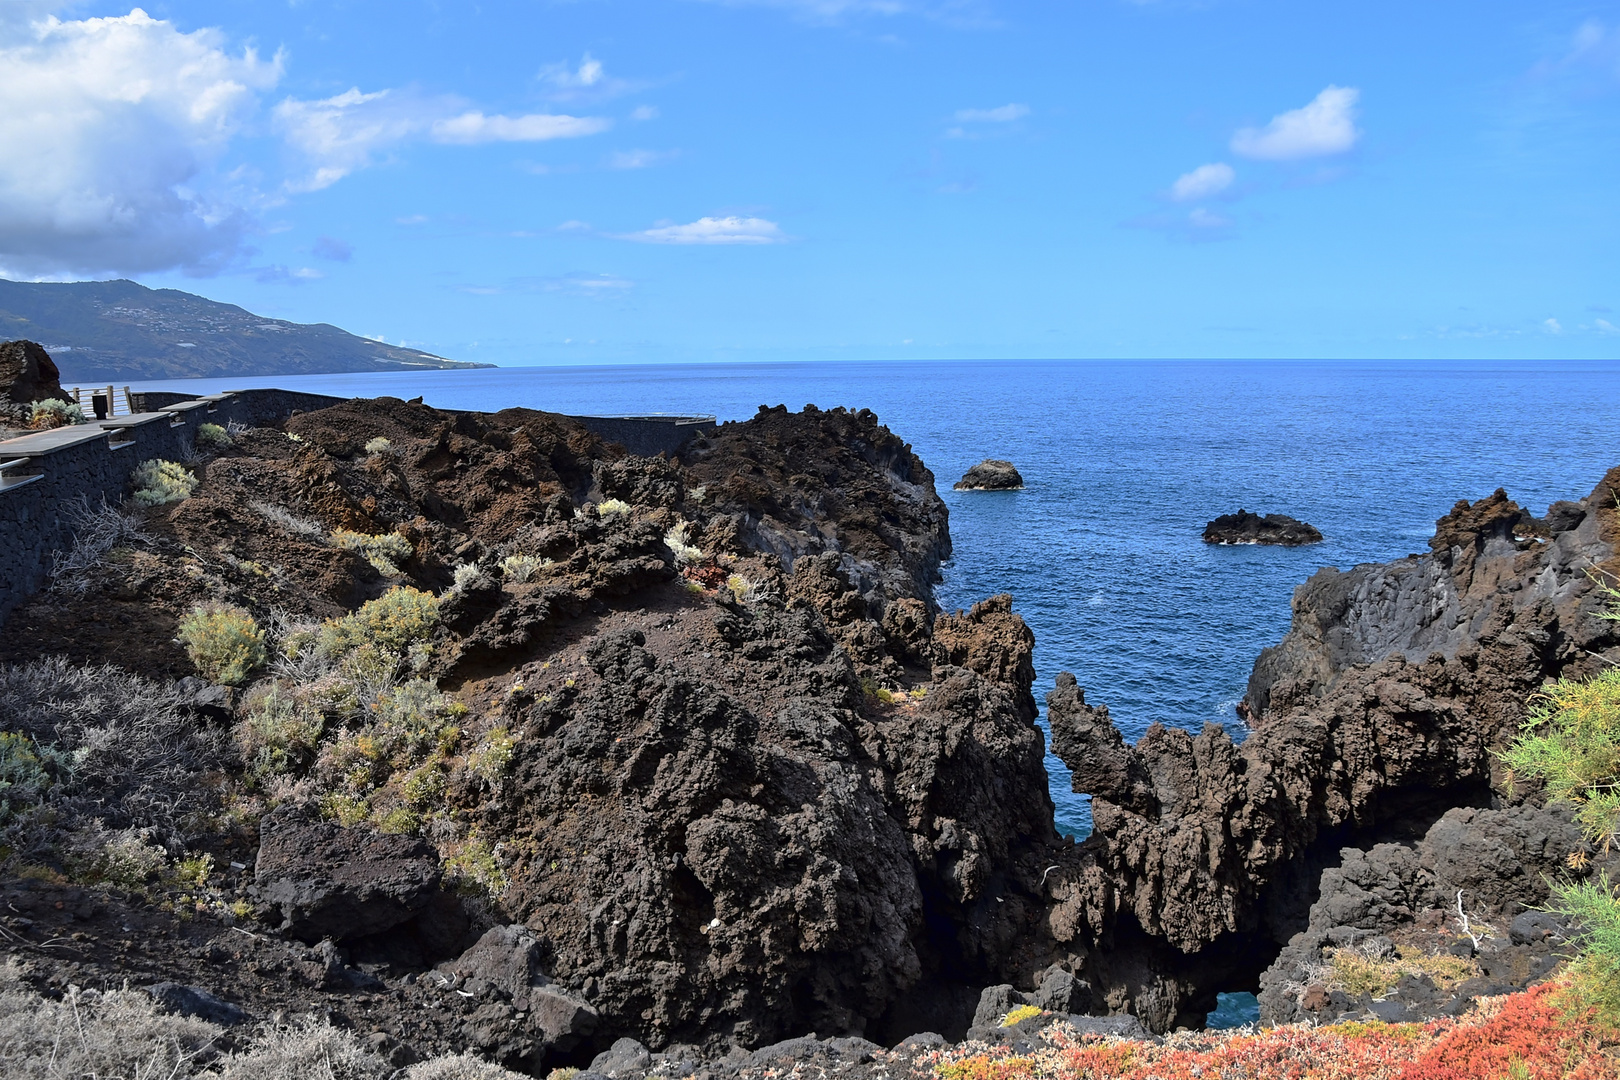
top-left (953, 459), bottom-right (1024, 491)
top-left (254, 807), bottom-right (442, 942)
top-left (1202, 509), bottom-right (1322, 545)
top-left (0, 340), bottom-right (66, 405)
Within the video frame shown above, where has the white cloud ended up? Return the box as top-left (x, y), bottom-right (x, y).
top-left (608, 149), bottom-right (676, 169)
top-left (631, 105), bottom-right (660, 121)
top-left (1544, 317), bottom-right (1564, 334)
top-left (1596, 318), bottom-right (1619, 334)
top-left (431, 111), bottom-right (610, 144)
top-left (954, 103), bottom-right (1029, 123)
top-left (538, 53), bottom-right (645, 103)
top-left (1169, 162), bottom-right (1234, 202)
top-left (275, 88), bottom-right (610, 190)
top-left (688, 0), bottom-right (991, 26)
top-left (0, 8), bottom-right (282, 276)
top-left (1230, 86), bottom-right (1360, 161)
top-left (618, 216), bottom-right (787, 245)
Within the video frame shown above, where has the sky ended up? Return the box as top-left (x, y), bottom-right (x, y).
top-left (0, 1), bottom-right (1617, 365)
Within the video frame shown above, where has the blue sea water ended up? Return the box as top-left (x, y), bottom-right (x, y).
top-left (141, 359), bottom-right (1620, 842)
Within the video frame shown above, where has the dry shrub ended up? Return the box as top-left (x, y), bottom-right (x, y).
top-left (0, 958), bottom-right (223, 1079)
top-left (49, 496), bottom-right (148, 595)
top-left (177, 604), bottom-right (267, 686)
top-left (404, 1053), bottom-right (530, 1079)
top-left (330, 529), bottom-right (413, 575)
top-left (217, 1016), bottom-right (390, 1080)
top-left (0, 658), bottom-right (227, 856)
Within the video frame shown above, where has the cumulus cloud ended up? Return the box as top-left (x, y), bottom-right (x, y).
top-left (617, 216), bottom-right (787, 245)
top-left (953, 103), bottom-right (1029, 123)
top-left (275, 88), bottom-right (610, 190)
top-left (0, 8), bottom-right (282, 277)
top-left (1544, 317), bottom-right (1564, 334)
top-left (1231, 86), bottom-right (1360, 160)
top-left (1169, 162), bottom-right (1234, 202)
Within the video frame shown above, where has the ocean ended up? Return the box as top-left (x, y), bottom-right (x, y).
top-left (138, 358), bottom-right (1620, 1027)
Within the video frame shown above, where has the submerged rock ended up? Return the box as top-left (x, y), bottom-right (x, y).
top-left (953, 460), bottom-right (1024, 491)
top-left (1202, 510), bottom-right (1322, 545)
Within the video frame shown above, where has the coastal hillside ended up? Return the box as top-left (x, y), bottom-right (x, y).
top-left (0, 279), bottom-right (491, 381)
top-left (0, 394), bottom-right (1616, 1076)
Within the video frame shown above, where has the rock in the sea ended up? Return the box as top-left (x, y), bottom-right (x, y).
top-left (254, 807), bottom-right (442, 942)
top-left (953, 460), bottom-right (1024, 491)
top-left (1202, 509), bottom-right (1322, 545)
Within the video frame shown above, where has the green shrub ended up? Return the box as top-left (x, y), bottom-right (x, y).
top-left (0, 731), bottom-right (67, 829)
top-left (364, 436), bottom-right (393, 455)
top-left (236, 684), bottom-right (325, 782)
top-left (177, 603), bottom-right (266, 685)
top-left (596, 498), bottom-right (631, 518)
top-left (315, 587), bottom-right (440, 660)
top-left (1501, 666), bottom-right (1620, 1020)
top-left (451, 562), bottom-right (484, 593)
top-left (175, 852), bottom-right (213, 888)
top-left (1001, 1004), bottom-right (1042, 1026)
top-left (87, 829), bottom-right (168, 891)
top-left (28, 398), bottom-right (85, 429)
top-left (467, 727), bottom-right (517, 782)
top-left (1500, 668), bottom-right (1620, 852)
top-left (331, 528), bottom-right (413, 575)
top-left (130, 459), bottom-right (197, 506)
top-left (196, 422), bottom-right (231, 448)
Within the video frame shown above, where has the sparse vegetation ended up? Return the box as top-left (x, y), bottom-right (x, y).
top-left (1499, 659), bottom-right (1620, 1022)
top-left (28, 397), bottom-right (85, 429)
top-left (177, 603), bottom-right (267, 686)
top-left (235, 683), bottom-right (326, 784)
top-left (1001, 1004), bottom-right (1043, 1026)
top-left (597, 498), bottom-right (631, 518)
top-left (451, 562), bottom-right (485, 593)
top-left (196, 422), bottom-right (232, 448)
top-left (48, 495), bottom-right (147, 595)
top-left (131, 458), bottom-right (197, 506)
top-left (1324, 940), bottom-right (1479, 999)
top-left (331, 528), bottom-right (413, 574)
top-left (364, 435), bottom-right (393, 455)
top-left (498, 553), bottom-right (550, 584)
top-left (665, 520), bottom-right (703, 566)
top-left (251, 501), bottom-right (325, 541)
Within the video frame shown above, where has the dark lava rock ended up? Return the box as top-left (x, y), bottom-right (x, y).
top-left (953, 459), bottom-right (1024, 491)
top-left (254, 807), bottom-right (443, 942)
top-left (146, 981), bottom-right (248, 1026)
top-left (437, 925), bottom-right (600, 1052)
top-left (0, 339), bottom-right (66, 405)
top-left (1202, 509), bottom-right (1322, 545)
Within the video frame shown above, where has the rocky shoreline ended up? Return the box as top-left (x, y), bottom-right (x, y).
top-left (0, 390), bottom-right (1614, 1075)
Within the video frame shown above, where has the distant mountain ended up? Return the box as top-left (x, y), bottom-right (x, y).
top-left (0, 278), bottom-right (493, 381)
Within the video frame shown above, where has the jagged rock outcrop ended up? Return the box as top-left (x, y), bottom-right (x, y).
top-left (1246, 478), bottom-right (1618, 719)
top-left (1202, 510), bottom-right (1321, 546)
top-left (683, 404), bottom-right (951, 614)
top-left (953, 460), bottom-right (1024, 491)
top-left (1040, 470), bottom-right (1620, 1031)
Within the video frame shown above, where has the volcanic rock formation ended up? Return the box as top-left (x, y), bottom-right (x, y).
top-left (953, 460), bottom-right (1024, 491)
top-left (1202, 509), bottom-right (1322, 545)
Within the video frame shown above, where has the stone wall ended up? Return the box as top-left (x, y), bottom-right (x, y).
top-left (0, 389), bottom-right (344, 628)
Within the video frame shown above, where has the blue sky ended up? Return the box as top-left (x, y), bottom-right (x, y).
top-left (0, 1), bottom-right (1617, 364)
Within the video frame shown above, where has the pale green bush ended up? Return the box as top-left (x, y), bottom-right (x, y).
top-left (28, 398), bottom-right (85, 428)
top-left (196, 422), bottom-right (232, 448)
top-left (331, 528), bottom-right (414, 575)
top-left (665, 520), bottom-right (703, 566)
top-left (84, 828), bottom-right (168, 890)
top-left (315, 587), bottom-right (440, 660)
top-left (597, 498), bottom-right (631, 518)
top-left (0, 731), bottom-right (67, 829)
top-left (131, 459), bottom-right (197, 506)
top-left (364, 436), bottom-right (393, 455)
top-left (177, 603), bottom-right (266, 685)
top-left (236, 684), bottom-right (325, 783)
top-left (498, 553), bottom-right (550, 584)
